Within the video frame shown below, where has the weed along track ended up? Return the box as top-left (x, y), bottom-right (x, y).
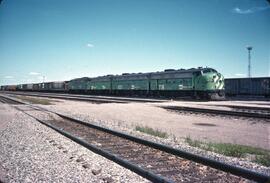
top-left (9, 103), bottom-right (269, 182)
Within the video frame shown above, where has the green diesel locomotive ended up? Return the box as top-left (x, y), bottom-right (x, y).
top-left (68, 67), bottom-right (225, 100)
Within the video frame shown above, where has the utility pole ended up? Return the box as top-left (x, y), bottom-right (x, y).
top-left (246, 46), bottom-right (252, 78)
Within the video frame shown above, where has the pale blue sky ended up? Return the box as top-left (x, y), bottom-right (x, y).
top-left (0, 0), bottom-right (269, 85)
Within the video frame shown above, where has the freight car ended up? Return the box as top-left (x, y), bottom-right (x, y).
top-left (5, 85), bottom-right (17, 91)
top-left (0, 85), bottom-right (7, 90)
top-left (39, 81), bottom-right (66, 92)
top-left (28, 84), bottom-right (33, 90)
top-left (15, 81), bottom-right (67, 92)
top-left (225, 77), bottom-right (270, 97)
top-left (68, 67), bottom-right (225, 100)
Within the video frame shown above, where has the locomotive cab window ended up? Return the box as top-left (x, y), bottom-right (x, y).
top-left (194, 71), bottom-right (202, 76)
top-left (203, 69), bottom-right (217, 74)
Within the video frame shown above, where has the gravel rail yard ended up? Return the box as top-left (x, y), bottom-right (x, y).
top-left (0, 94), bottom-right (270, 182)
top-left (12, 103), bottom-right (267, 182)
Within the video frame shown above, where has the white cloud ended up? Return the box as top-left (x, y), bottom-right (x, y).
top-left (235, 73), bottom-right (245, 76)
top-left (232, 6), bottom-right (270, 14)
top-left (86, 43), bottom-right (94, 48)
top-left (29, 72), bottom-right (41, 75)
top-left (4, 76), bottom-right (13, 79)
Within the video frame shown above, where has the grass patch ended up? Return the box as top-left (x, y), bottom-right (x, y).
top-left (185, 137), bottom-right (270, 167)
top-left (255, 155), bottom-right (270, 167)
top-left (135, 125), bottom-right (168, 138)
top-left (15, 96), bottom-right (54, 105)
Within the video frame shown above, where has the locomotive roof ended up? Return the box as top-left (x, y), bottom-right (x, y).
top-left (69, 67), bottom-right (214, 81)
top-left (70, 77), bottom-right (91, 82)
top-left (96, 67), bottom-right (208, 78)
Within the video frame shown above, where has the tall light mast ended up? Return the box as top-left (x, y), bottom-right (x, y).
top-left (246, 46), bottom-right (252, 78)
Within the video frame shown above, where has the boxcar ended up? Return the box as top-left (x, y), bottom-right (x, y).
top-left (51, 81), bottom-right (66, 91)
top-left (33, 84), bottom-right (39, 91)
top-left (17, 84), bottom-right (23, 91)
top-left (26, 84), bottom-right (33, 91)
top-left (41, 82), bottom-right (51, 91)
top-left (225, 77), bottom-right (270, 97)
top-left (6, 85), bottom-right (17, 91)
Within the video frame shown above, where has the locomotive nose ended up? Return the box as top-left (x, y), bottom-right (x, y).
top-left (216, 74), bottom-right (224, 90)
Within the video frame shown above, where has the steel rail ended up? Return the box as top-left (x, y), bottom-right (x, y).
top-left (162, 106), bottom-right (270, 119)
top-left (2, 92), bottom-right (127, 103)
top-left (1, 91), bottom-right (165, 103)
top-left (0, 95), bottom-right (24, 104)
top-left (198, 104), bottom-right (270, 112)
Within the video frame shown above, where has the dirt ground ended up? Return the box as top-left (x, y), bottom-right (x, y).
top-left (44, 99), bottom-right (270, 150)
top-left (0, 105), bottom-right (14, 132)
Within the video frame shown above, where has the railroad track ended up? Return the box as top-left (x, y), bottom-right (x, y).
top-left (199, 104), bottom-right (270, 115)
top-left (0, 95), bottom-right (266, 182)
top-left (0, 95), bottom-right (24, 105)
top-left (226, 105), bottom-right (270, 115)
top-left (162, 105), bottom-right (270, 120)
top-left (0, 91), bottom-right (167, 104)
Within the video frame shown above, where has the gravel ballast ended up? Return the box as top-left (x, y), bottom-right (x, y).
top-left (38, 99), bottom-right (270, 177)
top-left (2, 94), bottom-right (270, 182)
top-left (0, 104), bottom-right (148, 183)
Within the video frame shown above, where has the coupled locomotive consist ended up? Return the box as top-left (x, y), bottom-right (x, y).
top-left (1, 67), bottom-right (225, 100)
